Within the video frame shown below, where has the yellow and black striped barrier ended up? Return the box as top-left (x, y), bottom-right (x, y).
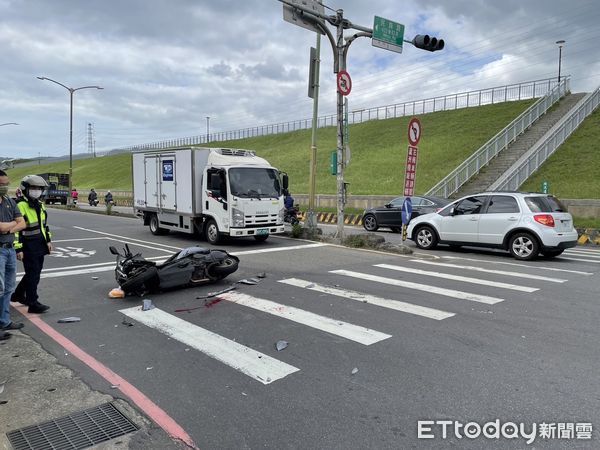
top-left (297, 211), bottom-right (363, 226)
top-left (577, 228), bottom-right (600, 245)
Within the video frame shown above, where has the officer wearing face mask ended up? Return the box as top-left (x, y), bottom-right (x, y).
top-left (11, 175), bottom-right (52, 313)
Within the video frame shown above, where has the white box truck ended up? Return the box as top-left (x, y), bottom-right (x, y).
top-left (132, 147), bottom-right (288, 244)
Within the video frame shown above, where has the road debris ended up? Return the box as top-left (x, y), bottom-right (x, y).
top-left (142, 299), bottom-right (155, 311)
top-left (0, 379), bottom-right (7, 395)
top-left (57, 317), bottom-right (81, 323)
top-left (351, 367), bottom-right (359, 375)
top-left (275, 340), bottom-right (289, 351)
top-left (237, 279), bottom-right (258, 285)
top-left (121, 319), bottom-right (134, 327)
top-left (257, 272), bottom-right (266, 278)
top-left (108, 288), bottom-right (125, 299)
top-left (91, 276), bottom-right (99, 280)
top-left (146, 366), bottom-right (153, 371)
top-left (196, 285), bottom-right (236, 300)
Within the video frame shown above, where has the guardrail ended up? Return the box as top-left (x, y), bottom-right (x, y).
top-left (425, 77), bottom-right (571, 199)
top-left (489, 85), bottom-right (600, 191)
top-left (103, 77), bottom-right (563, 155)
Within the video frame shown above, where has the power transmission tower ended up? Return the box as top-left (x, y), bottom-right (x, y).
top-left (87, 123), bottom-right (95, 157)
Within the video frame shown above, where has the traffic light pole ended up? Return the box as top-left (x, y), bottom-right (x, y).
top-left (334, 9), bottom-right (346, 241)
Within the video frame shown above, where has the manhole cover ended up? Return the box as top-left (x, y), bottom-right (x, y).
top-left (6, 402), bottom-right (138, 450)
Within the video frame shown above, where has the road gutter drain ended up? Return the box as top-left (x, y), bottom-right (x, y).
top-left (6, 402), bottom-right (138, 450)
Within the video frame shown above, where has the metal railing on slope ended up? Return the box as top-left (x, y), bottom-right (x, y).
top-left (102, 77), bottom-right (563, 155)
top-left (489, 85), bottom-right (600, 192)
top-left (425, 77), bottom-right (571, 199)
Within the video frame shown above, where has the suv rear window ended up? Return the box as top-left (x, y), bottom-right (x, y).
top-left (524, 196), bottom-right (567, 213)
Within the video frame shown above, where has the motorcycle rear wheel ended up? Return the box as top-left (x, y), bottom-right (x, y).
top-left (206, 257), bottom-right (239, 280)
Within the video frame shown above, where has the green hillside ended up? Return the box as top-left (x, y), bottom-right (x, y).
top-left (8, 100), bottom-right (536, 194)
top-left (521, 106), bottom-right (600, 198)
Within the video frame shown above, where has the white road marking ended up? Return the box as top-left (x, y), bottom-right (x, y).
top-left (73, 225), bottom-right (329, 256)
top-left (232, 243), bottom-right (329, 256)
top-left (278, 278), bottom-right (455, 320)
top-left (73, 226), bottom-right (183, 250)
top-left (410, 260), bottom-right (567, 283)
top-left (374, 264), bottom-right (539, 293)
top-left (439, 255), bottom-right (593, 275)
top-left (120, 306), bottom-right (299, 385)
top-left (564, 248), bottom-right (600, 255)
top-left (52, 237), bottom-right (110, 243)
top-left (330, 270), bottom-right (504, 305)
top-left (219, 292), bottom-right (391, 345)
top-left (556, 257), bottom-right (600, 264)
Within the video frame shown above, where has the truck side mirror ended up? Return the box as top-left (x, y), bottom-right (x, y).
top-left (282, 173), bottom-right (289, 191)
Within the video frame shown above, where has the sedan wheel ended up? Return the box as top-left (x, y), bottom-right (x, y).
top-left (363, 214), bottom-right (378, 231)
top-left (415, 226), bottom-right (438, 250)
top-left (509, 233), bottom-right (539, 260)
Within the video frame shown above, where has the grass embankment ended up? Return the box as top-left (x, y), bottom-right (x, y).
top-left (9, 100), bottom-right (534, 194)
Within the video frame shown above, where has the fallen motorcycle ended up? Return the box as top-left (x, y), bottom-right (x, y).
top-left (284, 205), bottom-right (300, 225)
top-left (109, 244), bottom-right (240, 295)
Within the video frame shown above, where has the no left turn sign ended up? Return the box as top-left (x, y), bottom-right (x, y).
top-left (337, 70), bottom-right (352, 96)
top-left (408, 117), bottom-right (422, 146)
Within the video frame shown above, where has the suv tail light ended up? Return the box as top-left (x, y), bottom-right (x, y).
top-left (534, 214), bottom-right (555, 227)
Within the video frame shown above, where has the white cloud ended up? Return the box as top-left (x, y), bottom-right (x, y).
top-left (1, 0), bottom-right (600, 158)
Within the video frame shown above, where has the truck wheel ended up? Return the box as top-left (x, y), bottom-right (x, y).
top-left (254, 235), bottom-right (269, 242)
top-left (149, 214), bottom-right (168, 235)
top-left (205, 219), bottom-right (221, 245)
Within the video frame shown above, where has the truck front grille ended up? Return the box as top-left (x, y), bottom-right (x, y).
top-left (245, 214), bottom-right (279, 226)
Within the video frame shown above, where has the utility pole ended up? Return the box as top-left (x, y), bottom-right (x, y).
top-left (307, 33), bottom-right (321, 231)
top-left (206, 116), bottom-right (210, 143)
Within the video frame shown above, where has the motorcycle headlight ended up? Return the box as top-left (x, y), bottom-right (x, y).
top-left (232, 207), bottom-right (245, 228)
top-left (278, 207), bottom-right (285, 223)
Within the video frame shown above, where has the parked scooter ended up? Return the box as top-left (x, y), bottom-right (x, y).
top-left (284, 205), bottom-right (300, 225)
top-left (109, 244), bottom-right (240, 295)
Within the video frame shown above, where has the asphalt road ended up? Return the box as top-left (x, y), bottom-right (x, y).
top-left (13, 208), bottom-right (600, 449)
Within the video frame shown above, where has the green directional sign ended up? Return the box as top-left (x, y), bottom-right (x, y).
top-left (372, 16), bottom-right (405, 54)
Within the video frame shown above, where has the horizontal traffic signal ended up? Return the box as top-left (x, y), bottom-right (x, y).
top-left (412, 34), bottom-right (445, 52)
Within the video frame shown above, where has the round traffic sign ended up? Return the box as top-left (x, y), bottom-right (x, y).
top-left (407, 118), bottom-right (422, 146)
top-left (337, 70), bottom-right (352, 96)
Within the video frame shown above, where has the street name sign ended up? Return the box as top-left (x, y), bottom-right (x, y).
top-left (372, 16), bottom-right (405, 54)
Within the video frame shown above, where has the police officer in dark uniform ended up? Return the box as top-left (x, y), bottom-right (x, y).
top-left (11, 175), bottom-right (52, 313)
top-left (0, 169), bottom-right (26, 339)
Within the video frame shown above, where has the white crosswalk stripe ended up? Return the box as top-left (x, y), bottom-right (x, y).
top-left (440, 255), bottom-right (593, 275)
top-left (374, 264), bottom-right (539, 293)
top-left (278, 278), bottom-right (455, 320)
top-left (219, 292), bottom-right (391, 345)
top-left (330, 269), bottom-right (504, 304)
top-left (120, 306), bottom-right (300, 385)
top-left (409, 260), bottom-right (567, 283)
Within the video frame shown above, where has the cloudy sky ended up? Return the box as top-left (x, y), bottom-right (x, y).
top-left (1, 0), bottom-right (599, 159)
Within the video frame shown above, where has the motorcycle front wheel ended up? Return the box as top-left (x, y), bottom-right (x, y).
top-left (121, 266), bottom-right (159, 293)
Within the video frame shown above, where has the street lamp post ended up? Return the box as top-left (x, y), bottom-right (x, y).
top-left (556, 40), bottom-right (566, 84)
top-left (37, 77), bottom-right (103, 207)
top-left (206, 116), bottom-right (210, 143)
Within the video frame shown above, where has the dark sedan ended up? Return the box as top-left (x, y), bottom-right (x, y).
top-left (362, 195), bottom-right (450, 232)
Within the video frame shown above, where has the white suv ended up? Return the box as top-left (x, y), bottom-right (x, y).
top-left (406, 192), bottom-right (578, 260)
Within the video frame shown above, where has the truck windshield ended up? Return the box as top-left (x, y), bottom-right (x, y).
top-left (229, 168), bottom-right (281, 199)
